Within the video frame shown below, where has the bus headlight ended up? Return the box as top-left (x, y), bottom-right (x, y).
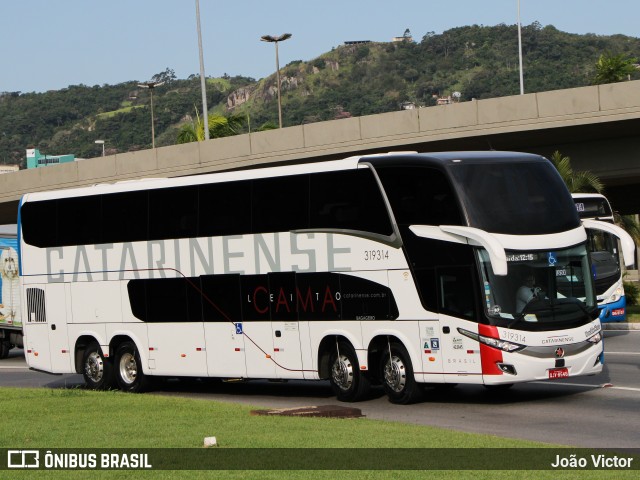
top-left (607, 287), bottom-right (624, 304)
top-left (587, 331), bottom-right (602, 344)
top-left (458, 328), bottom-right (526, 352)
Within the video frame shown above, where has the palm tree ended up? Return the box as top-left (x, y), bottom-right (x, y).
top-left (208, 113), bottom-right (245, 138)
top-left (177, 108), bottom-right (245, 144)
top-left (255, 121), bottom-right (278, 132)
top-left (549, 151), bottom-right (604, 194)
top-left (614, 213), bottom-right (640, 246)
top-left (550, 150), bottom-right (640, 250)
top-left (592, 52), bottom-right (638, 85)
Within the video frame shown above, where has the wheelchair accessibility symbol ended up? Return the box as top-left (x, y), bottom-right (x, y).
top-left (548, 252), bottom-right (557, 266)
top-left (235, 323), bottom-right (243, 335)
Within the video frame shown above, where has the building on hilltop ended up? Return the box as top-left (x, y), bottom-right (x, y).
top-left (26, 149), bottom-right (75, 169)
top-left (344, 40), bottom-right (371, 45)
top-left (392, 28), bottom-right (413, 43)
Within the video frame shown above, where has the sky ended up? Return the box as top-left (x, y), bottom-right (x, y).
top-left (1, 0), bottom-right (639, 93)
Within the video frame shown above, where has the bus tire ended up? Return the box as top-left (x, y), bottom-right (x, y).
top-left (0, 340), bottom-right (11, 359)
top-left (380, 342), bottom-right (422, 404)
top-left (329, 341), bottom-right (370, 402)
top-left (114, 341), bottom-right (150, 393)
top-left (82, 342), bottom-right (114, 390)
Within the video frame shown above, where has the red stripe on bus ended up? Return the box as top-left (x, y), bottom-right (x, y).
top-left (478, 324), bottom-right (503, 375)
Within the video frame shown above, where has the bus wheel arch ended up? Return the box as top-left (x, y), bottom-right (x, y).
top-left (366, 335), bottom-right (404, 385)
top-left (74, 335), bottom-right (104, 374)
top-left (319, 335), bottom-right (370, 402)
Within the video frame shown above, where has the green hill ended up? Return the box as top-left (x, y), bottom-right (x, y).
top-left (1, 23), bottom-right (639, 167)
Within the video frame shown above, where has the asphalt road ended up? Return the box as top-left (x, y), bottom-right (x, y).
top-left (1, 329), bottom-right (638, 448)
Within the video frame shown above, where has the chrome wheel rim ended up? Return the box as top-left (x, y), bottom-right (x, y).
top-left (331, 354), bottom-right (354, 391)
top-left (85, 351), bottom-right (103, 383)
top-left (119, 352), bottom-right (137, 385)
top-left (383, 355), bottom-right (406, 393)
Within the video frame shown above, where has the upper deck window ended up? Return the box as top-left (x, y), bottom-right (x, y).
top-left (375, 165), bottom-right (464, 226)
top-left (21, 167), bottom-right (393, 248)
top-left (448, 160), bottom-right (580, 235)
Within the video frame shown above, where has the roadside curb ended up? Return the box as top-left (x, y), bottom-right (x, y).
top-left (602, 323), bottom-right (640, 331)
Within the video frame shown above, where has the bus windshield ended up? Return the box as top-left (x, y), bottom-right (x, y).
top-left (448, 160), bottom-right (580, 235)
top-left (477, 244), bottom-right (598, 330)
top-left (574, 197), bottom-right (613, 220)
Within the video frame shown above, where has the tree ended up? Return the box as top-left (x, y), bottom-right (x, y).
top-left (177, 108), bottom-right (245, 144)
top-left (614, 213), bottom-right (640, 246)
top-left (592, 52), bottom-right (638, 85)
top-left (550, 150), bottom-right (640, 253)
top-left (255, 121), bottom-right (277, 132)
top-left (549, 151), bottom-right (604, 193)
top-left (151, 68), bottom-right (177, 85)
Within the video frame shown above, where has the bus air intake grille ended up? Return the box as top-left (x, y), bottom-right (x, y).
top-left (26, 288), bottom-right (47, 323)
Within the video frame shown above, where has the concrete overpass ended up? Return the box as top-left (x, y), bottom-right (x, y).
top-left (1, 80), bottom-right (640, 225)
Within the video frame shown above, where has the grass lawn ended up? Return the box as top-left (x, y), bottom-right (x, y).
top-left (96, 105), bottom-right (143, 119)
top-left (2, 387), bottom-right (637, 480)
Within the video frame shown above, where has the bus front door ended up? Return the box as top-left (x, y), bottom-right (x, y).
top-left (435, 267), bottom-right (482, 383)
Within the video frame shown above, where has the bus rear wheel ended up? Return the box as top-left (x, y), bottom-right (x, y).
top-left (380, 342), bottom-right (422, 404)
top-left (0, 340), bottom-right (12, 359)
top-left (114, 341), bottom-right (150, 393)
top-left (82, 342), bottom-right (114, 390)
top-left (329, 341), bottom-right (370, 402)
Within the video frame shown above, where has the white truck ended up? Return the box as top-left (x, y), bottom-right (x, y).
top-left (0, 225), bottom-right (21, 358)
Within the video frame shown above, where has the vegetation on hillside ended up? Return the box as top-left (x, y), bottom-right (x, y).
top-left (1, 24), bottom-right (639, 167)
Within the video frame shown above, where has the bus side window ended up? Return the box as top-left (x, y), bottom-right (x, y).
top-left (374, 166), bottom-right (463, 226)
top-left (437, 266), bottom-right (476, 320)
top-left (102, 191), bottom-right (149, 244)
top-left (252, 175), bottom-right (309, 234)
top-left (21, 200), bottom-right (58, 248)
top-left (198, 181), bottom-right (251, 237)
top-left (149, 186), bottom-right (198, 240)
top-left (58, 196), bottom-right (101, 246)
top-left (413, 268), bottom-right (438, 313)
top-left (310, 169), bottom-right (393, 236)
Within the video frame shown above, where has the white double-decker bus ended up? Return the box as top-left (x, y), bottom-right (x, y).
top-left (572, 193), bottom-right (636, 322)
top-left (20, 151), bottom-right (606, 403)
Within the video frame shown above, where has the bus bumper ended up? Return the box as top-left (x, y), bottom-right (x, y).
top-left (482, 343), bottom-right (604, 385)
top-left (598, 296), bottom-right (626, 323)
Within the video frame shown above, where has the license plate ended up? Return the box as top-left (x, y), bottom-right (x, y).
top-left (548, 368), bottom-right (569, 379)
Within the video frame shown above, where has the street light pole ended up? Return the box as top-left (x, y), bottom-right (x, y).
top-left (195, 0), bottom-right (210, 140)
top-left (137, 81), bottom-right (165, 148)
top-left (261, 33), bottom-right (292, 128)
top-left (95, 140), bottom-right (105, 157)
top-left (517, 0), bottom-right (524, 95)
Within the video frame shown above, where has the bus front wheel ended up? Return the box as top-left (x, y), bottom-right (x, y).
top-left (114, 341), bottom-right (150, 393)
top-left (82, 342), bottom-right (114, 390)
top-left (380, 342), bottom-right (422, 404)
top-left (329, 341), bottom-right (370, 402)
